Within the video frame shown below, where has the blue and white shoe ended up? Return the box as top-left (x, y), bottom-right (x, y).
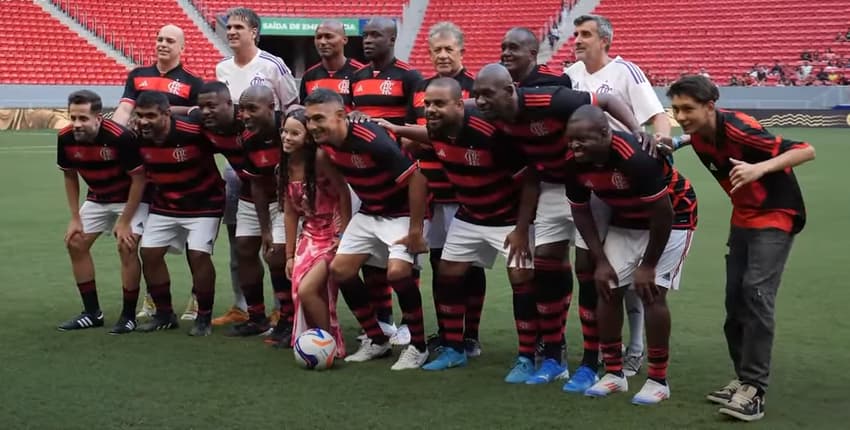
top-left (422, 347), bottom-right (467, 371)
top-left (504, 356), bottom-right (535, 384)
top-left (526, 358), bottom-right (569, 384)
top-left (563, 365), bottom-right (599, 393)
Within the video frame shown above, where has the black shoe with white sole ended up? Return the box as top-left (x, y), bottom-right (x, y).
top-left (108, 316), bottom-right (137, 335)
top-left (58, 311), bottom-right (104, 331)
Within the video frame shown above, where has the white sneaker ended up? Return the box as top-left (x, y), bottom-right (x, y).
top-left (631, 379), bottom-right (671, 405)
top-left (344, 339), bottom-right (392, 363)
top-left (136, 294), bottom-right (155, 318)
top-left (585, 373), bottom-right (629, 398)
top-left (379, 321), bottom-right (398, 337)
top-left (180, 294), bottom-right (198, 321)
top-left (390, 324), bottom-right (411, 346)
top-left (390, 345), bottom-right (429, 370)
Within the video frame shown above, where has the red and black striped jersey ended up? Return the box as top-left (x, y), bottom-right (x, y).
top-left (299, 58), bottom-right (365, 109)
top-left (518, 64), bottom-right (573, 88)
top-left (495, 86), bottom-right (597, 184)
top-left (320, 121), bottom-right (418, 217)
top-left (121, 63), bottom-right (203, 107)
top-left (201, 125), bottom-right (253, 202)
top-left (429, 107), bottom-right (528, 226)
top-left (565, 131), bottom-right (697, 230)
top-left (351, 58), bottom-right (423, 125)
top-left (241, 128), bottom-right (281, 203)
top-left (57, 119), bottom-right (144, 204)
top-left (137, 117), bottom-right (225, 218)
top-left (690, 110), bottom-right (808, 234)
top-left (410, 69), bottom-right (475, 204)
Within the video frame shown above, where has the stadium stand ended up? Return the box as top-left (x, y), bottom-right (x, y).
top-left (192, 0), bottom-right (406, 27)
top-left (408, 0), bottom-right (563, 73)
top-left (547, 0), bottom-right (850, 85)
top-left (53, 0), bottom-right (220, 79)
top-left (0, 2), bottom-right (128, 85)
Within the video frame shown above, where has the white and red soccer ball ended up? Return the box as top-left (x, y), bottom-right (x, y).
top-left (293, 328), bottom-right (337, 370)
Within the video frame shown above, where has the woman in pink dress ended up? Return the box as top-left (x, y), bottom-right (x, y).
top-left (279, 109), bottom-right (351, 356)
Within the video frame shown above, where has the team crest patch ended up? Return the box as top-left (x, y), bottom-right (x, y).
top-left (250, 73), bottom-right (266, 87)
top-left (610, 171), bottom-right (629, 189)
top-left (379, 80), bottom-right (395, 96)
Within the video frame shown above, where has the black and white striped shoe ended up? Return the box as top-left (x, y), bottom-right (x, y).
top-left (137, 312), bottom-right (179, 332)
top-left (58, 311), bottom-right (104, 331)
top-left (108, 316), bottom-right (137, 335)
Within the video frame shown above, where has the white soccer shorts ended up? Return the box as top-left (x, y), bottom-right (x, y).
top-left (337, 213), bottom-right (429, 265)
top-left (441, 218), bottom-right (534, 269)
top-left (534, 181), bottom-right (575, 246)
top-left (603, 227), bottom-right (694, 290)
top-left (427, 203), bottom-right (459, 249)
top-left (80, 201), bottom-right (148, 236)
top-left (573, 194), bottom-right (613, 250)
top-left (140, 214), bottom-right (221, 255)
top-left (235, 199), bottom-right (285, 243)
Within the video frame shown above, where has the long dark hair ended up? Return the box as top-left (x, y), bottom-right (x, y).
top-left (278, 108), bottom-right (318, 213)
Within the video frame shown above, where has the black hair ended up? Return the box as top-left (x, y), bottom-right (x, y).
top-left (199, 81), bottom-right (231, 97)
top-left (427, 77), bottom-right (463, 100)
top-left (135, 91), bottom-right (170, 112)
top-left (302, 88), bottom-right (345, 108)
top-left (666, 75), bottom-right (720, 104)
top-left (67, 90), bottom-right (103, 113)
top-left (278, 108), bottom-right (318, 213)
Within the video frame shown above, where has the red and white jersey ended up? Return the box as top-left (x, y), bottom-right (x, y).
top-left (216, 49), bottom-right (298, 110)
top-left (565, 56), bottom-right (664, 131)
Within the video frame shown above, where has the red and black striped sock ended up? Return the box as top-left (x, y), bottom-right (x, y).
top-left (338, 276), bottom-right (388, 344)
top-left (270, 273), bottom-right (293, 324)
top-left (511, 280), bottom-right (538, 359)
top-left (601, 338), bottom-right (624, 377)
top-left (148, 281), bottom-right (173, 315)
top-left (577, 270), bottom-right (599, 370)
top-left (76, 280), bottom-right (99, 314)
top-left (647, 346), bottom-right (669, 384)
top-left (121, 286), bottom-right (139, 319)
top-left (391, 275), bottom-right (426, 351)
top-left (434, 274), bottom-right (466, 352)
top-left (429, 249), bottom-right (443, 330)
top-left (363, 265), bottom-right (393, 325)
top-left (464, 266), bottom-right (486, 341)
top-left (534, 256), bottom-right (569, 361)
top-left (242, 282), bottom-right (266, 322)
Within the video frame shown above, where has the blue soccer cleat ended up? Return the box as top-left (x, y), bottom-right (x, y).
top-left (526, 358), bottom-right (569, 385)
top-left (422, 347), bottom-right (467, 371)
top-left (563, 365), bottom-right (600, 393)
top-left (504, 356), bottom-right (535, 384)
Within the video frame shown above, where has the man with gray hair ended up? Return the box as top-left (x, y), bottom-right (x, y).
top-left (408, 21), bottom-right (487, 358)
top-left (561, 13), bottom-right (672, 393)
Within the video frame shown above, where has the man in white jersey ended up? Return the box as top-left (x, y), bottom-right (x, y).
top-left (565, 14), bottom-right (671, 380)
top-left (216, 7), bottom-right (298, 111)
top-left (212, 7), bottom-right (297, 340)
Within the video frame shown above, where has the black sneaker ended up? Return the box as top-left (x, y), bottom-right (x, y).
top-left (108, 316), bottom-right (137, 335)
top-left (266, 322), bottom-right (293, 348)
top-left (226, 319), bottom-right (271, 337)
top-left (189, 314), bottom-right (212, 337)
top-left (718, 384), bottom-right (765, 422)
top-left (58, 310), bottom-right (104, 331)
top-left (137, 312), bottom-right (179, 332)
top-left (464, 338), bottom-right (482, 357)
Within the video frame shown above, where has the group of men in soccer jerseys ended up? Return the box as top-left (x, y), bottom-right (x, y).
top-left (56, 11), bottom-right (815, 422)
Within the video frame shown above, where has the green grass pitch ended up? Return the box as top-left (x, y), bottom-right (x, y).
top-left (0, 128), bottom-right (847, 429)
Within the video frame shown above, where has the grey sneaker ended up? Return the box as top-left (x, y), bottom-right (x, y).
top-left (623, 351), bottom-right (644, 377)
top-left (718, 384), bottom-right (765, 422)
top-left (707, 379), bottom-right (742, 405)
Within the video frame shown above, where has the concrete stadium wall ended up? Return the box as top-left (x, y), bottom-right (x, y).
top-left (2, 84), bottom-right (849, 109)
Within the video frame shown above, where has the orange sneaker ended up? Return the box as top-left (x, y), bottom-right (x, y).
top-left (211, 306), bottom-right (249, 326)
top-left (269, 309), bottom-right (281, 327)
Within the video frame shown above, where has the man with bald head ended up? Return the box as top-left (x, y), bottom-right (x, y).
top-left (113, 24), bottom-right (205, 320)
top-left (473, 63), bottom-right (645, 385)
top-left (217, 85), bottom-right (289, 337)
top-left (501, 27), bottom-right (572, 87)
top-left (350, 17), bottom-right (424, 345)
top-left (113, 25), bottom-right (203, 126)
top-left (300, 20), bottom-right (364, 108)
top-left (563, 104), bottom-right (696, 404)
